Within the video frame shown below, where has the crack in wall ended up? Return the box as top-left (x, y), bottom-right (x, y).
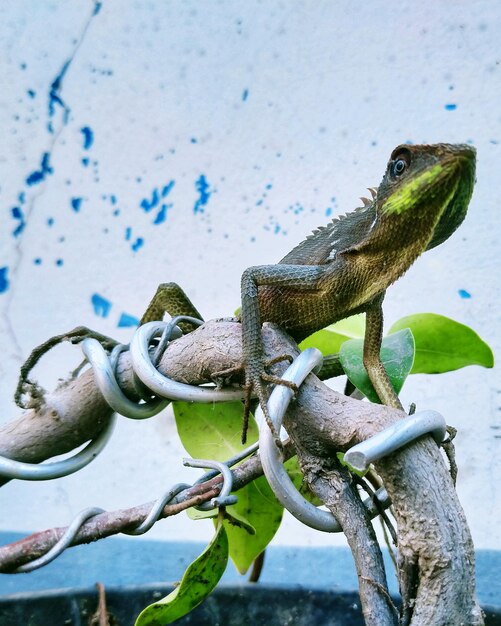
top-left (1, 0), bottom-right (102, 360)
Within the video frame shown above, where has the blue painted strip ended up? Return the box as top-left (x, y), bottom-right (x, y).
top-left (0, 533), bottom-right (498, 607)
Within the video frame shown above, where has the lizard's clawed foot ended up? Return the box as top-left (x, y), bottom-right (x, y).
top-left (212, 354), bottom-right (298, 447)
top-left (241, 353), bottom-right (298, 447)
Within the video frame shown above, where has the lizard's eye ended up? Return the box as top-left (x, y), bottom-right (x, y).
top-left (390, 147), bottom-right (411, 178)
top-left (394, 159), bottom-right (407, 175)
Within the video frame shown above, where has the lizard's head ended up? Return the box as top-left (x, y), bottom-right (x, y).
top-left (376, 143), bottom-right (476, 249)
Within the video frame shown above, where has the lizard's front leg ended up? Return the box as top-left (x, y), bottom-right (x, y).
top-left (363, 293), bottom-right (403, 410)
top-left (240, 264), bottom-right (325, 444)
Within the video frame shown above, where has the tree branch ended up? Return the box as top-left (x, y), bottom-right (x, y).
top-left (0, 319), bottom-right (484, 624)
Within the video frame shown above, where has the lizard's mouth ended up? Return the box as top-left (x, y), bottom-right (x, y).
top-left (426, 145), bottom-right (476, 250)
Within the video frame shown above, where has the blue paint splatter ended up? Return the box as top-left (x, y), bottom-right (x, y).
top-left (113, 208), bottom-right (120, 216)
top-left (193, 175), bottom-right (211, 214)
top-left (55, 258), bottom-right (64, 267)
top-left (242, 88), bottom-right (249, 101)
top-left (11, 206), bottom-right (26, 237)
top-left (91, 293), bottom-right (112, 318)
top-left (82, 157), bottom-right (89, 167)
top-left (27, 89), bottom-right (36, 99)
top-left (117, 313), bottom-right (139, 328)
top-left (286, 202), bottom-right (304, 216)
top-left (0, 267), bottom-right (9, 293)
top-left (93, 1), bottom-right (102, 15)
top-left (48, 59), bottom-right (71, 133)
top-left (47, 217), bottom-right (55, 227)
top-left (71, 197), bottom-right (83, 212)
top-left (81, 126), bottom-right (94, 150)
top-left (458, 289), bottom-right (472, 299)
top-left (140, 181), bottom-right (174, 213)
top-left (444, 103), bottom-right (457, 111)
top-left (132, 237), bottom-right (144, 252)
top-left (162, 180), bottom-right (175, 197)
top-left (154, 204), bottom-right (171, 225)
top-left (190, 137), bottom-right (198, 144)
top-left (26, 152), bottom-right (53, 186)
top-left (34, 258), bottom-right (42, 265)
top-left (325, 207), bottom-right (332, 217)
top-left (140, 189), bottom-right (160, 212)
top-left (125, 227), bottom-right (132, 241)
top-left (110, 194), bottom-right (117, 204)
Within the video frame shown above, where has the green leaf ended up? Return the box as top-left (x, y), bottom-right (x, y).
top-left (339, 329), bottom-right (415, 403)
top-left (388, 313), bottom-right (494, 374)
top-left (173, 401), bottom-right (259, 461)
top-left (222, 475), bottom-right (283, 573)
top-left (173, 402), bottom-right (283, 574)
top-left (187, 507), bottom-right (217, 521)
top-left (299, 314), bottom-right (365, 355)
top-left (135, 516), bottom-right (228, 625)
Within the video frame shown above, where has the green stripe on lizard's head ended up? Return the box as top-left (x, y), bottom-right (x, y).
top-left (380, 163), bottom-right (445, 215)
top-left (376, 143), bottom-right (476, 248)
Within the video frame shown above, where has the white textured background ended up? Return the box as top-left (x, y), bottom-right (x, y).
top-left (0, 1), bottom-right (499, 553)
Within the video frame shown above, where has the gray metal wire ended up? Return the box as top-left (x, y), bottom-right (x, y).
top-left (259, 348), bottom-right (348, 532)
top-left (14, 507), bottom-right (106, 572)
top-left (82, 340), bottom-right (169, 419)
top-left (5, 445), bottom-right (257, 573)
top-left (343, 410), bottom-right (447, 471)
top-left (258, 348), bottom-right (446, 531)
top-left (185, 458), bottom-right (238, 509)
top-left (123, 483), bottom-right (191, 535)
top-left (130, 320), bottom-right (246, 403)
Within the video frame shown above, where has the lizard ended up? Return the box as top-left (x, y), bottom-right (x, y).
top-left (138, 143), bottom-right (477, 443)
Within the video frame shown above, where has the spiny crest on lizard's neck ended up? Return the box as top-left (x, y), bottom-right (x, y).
top-left (279, 189), bottom-right (378, 266)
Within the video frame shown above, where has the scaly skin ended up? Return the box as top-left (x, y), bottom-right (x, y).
top-left (143, 144), bottom-right (476, 443)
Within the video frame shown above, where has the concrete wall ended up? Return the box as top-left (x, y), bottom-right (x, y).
top-left (0, 0), bottom-right (499, 565)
